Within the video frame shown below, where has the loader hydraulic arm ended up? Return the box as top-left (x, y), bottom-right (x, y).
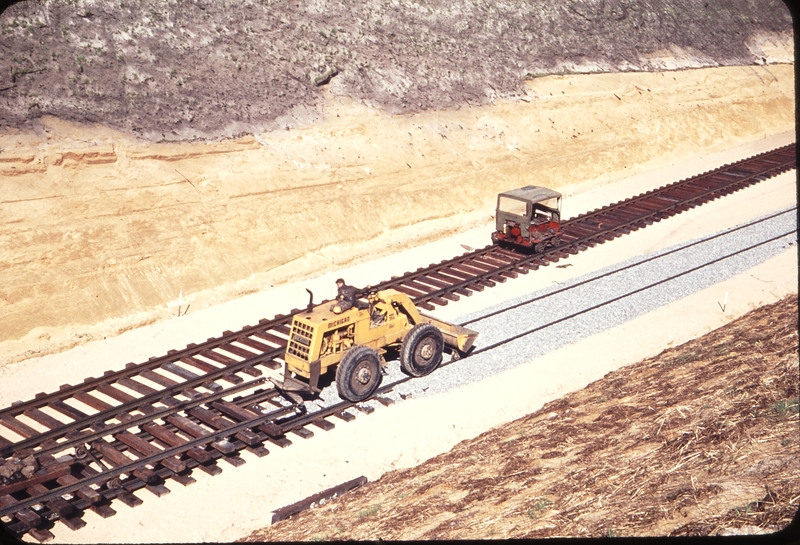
top-left (391, 298), bottom-right (422, 325)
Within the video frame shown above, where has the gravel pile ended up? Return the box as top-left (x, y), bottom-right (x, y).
top-left (306, 207), bottom-right (797, 411)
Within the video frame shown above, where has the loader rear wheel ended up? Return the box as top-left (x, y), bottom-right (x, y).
top-left (400, 323), bottom-right (444, 377)
top-left (336, 345), bottom-right (382, 402)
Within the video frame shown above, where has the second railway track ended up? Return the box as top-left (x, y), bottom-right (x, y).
top-left (0, 143), bottom-right (795, 542)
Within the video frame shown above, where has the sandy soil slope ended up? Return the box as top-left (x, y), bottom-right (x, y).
top-left (240, 294), bottom-right (799, 541)
top-left (0, 64), bottom-right (794, 368)
top-left (0, 130), bottom-right (794, 543)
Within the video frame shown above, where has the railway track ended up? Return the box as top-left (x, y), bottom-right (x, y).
top-left (0, 143), bottom-right (795, 542)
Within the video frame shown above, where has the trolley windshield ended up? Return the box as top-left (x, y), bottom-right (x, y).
top-left (533, 196), bottom-right (561, 213)
top-left (497, 196), bottom-right (528, 217)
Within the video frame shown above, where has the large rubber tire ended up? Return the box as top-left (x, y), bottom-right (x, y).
top-left (400, 323), bottom-right (444, 377)
top-left (336, 345), bottom-right (383, 402)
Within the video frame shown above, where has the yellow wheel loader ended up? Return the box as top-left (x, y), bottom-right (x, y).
top-left (275, 288), bottom-right (479, 403)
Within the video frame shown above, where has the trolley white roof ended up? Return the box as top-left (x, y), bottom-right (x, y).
top-left (498, 185), bottom-right (562, 203)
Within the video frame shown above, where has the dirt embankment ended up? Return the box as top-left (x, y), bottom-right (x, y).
top-left (0, 0), bottom-right (792, 140)
top-left (0, 63), bottom-right (795, 367)
top-left (240, 294), bottom-right (800, 541)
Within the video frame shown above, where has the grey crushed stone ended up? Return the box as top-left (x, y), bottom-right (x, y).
top-left (310, 207), bottom-right (796, 410)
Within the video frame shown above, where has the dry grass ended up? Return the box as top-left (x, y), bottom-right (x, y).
top-left (240, 294), bottom-right (799, 541)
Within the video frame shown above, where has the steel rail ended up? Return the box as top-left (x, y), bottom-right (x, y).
top-left (463, 207), bottom-right (798, 326)
top-left (470, 229), bottom-right (798, 355)
top-left (13, 378), bottom-right (270, 461)
top-left (0, 318), bottom-right (292, 420)
top-left (0, 144), bottom-right (793, 431)
top-left (0, 398), bottom-right (295, 517)
top-left (560, 157), bottom-right (792, 240)
top-left (0, 350), bottom-right (282, 458)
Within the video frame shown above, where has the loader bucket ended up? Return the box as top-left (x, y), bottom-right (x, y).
top-left (419, 313), bottom-right (479, 354)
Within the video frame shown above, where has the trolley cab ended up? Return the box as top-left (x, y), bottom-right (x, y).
top-left (491, 185), bottom-right (562, 252)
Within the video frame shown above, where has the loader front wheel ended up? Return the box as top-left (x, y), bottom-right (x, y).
top-left (336, 345), bottom-right (382, 402)
top-left (400, 323), bottom-right (444, 377)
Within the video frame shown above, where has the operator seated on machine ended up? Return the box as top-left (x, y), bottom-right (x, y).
top-left (332, 278), bottom-right (369, 313)
top-left (332, 279), bottom-right (386, 325)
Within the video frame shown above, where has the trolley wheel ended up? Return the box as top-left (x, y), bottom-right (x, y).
top-left (400, 323), bottom-right (444, 377)
top-left (336, 345), bottom-right (382, 402)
